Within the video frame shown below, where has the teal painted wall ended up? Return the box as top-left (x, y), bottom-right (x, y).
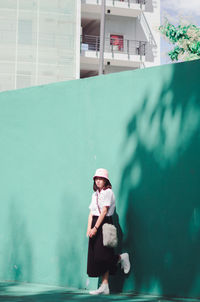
top-left (0, 59), bottom-right (200, 298)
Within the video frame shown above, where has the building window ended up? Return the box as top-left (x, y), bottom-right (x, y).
top-left (16, 75), bottom-right (31, 89)
top-left (18, 20), bottom-right (33, 44)
top-left (110, 35), bottom-right (124, 51)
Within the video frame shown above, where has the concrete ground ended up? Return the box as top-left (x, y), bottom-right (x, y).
top-left (0, 282), bottom-right (199, 302)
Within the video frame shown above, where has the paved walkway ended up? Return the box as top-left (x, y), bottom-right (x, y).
top-left (0, 282), bottom-right (199, 302)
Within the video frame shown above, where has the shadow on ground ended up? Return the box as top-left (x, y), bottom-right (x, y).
top-left (0, 282), bottom-right (199, 302)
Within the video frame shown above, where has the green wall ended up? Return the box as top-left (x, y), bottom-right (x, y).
top-left (0, 59), bottom-right (200, 298)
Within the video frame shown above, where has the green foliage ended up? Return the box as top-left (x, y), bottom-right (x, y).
top-left (168, 46), bottom-right (184, 61)
top-left (159, 20), bottom-right (200, 62)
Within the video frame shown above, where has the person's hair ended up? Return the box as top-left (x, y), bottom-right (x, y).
top-left (93, 178), bottom-right (112, 191)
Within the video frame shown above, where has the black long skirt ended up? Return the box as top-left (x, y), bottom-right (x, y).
top-left (87, 215), bottom-right (119, 277)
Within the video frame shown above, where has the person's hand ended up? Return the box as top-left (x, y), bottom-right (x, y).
top-left (89, 227), bottom-right (97, 238)
top-left (86, 228), bottom-right (91, 237)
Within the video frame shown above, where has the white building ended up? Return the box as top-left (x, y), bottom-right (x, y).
top-left (0, 0), bottom-right (160, 91)
top-left (81, 0), bottom-right (160, 78)
top-left (0, 0), bottom-right (80, 91)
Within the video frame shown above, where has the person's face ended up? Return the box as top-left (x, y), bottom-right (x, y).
top-left (95, 177), bottom-right (106, 190)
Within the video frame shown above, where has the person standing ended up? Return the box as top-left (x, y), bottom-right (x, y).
top-left (87, 168), bottom-right (131, 295)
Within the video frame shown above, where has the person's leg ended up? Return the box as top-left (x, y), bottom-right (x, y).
top-left (89, 275), bottom-right (110, 295)
top-left (118, 253), bottom-right (131, 274)
top-left (102, 270), bottom-right (109, 284)
top-left (89, 270), bottom-right (110, 295)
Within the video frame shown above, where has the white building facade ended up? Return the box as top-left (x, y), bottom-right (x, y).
top-left (0, 0), bottom-right (160, 91)
top-left (81, 0), bottom-right (160, 78)
top-left (0, 0), bottom-right (80, 91)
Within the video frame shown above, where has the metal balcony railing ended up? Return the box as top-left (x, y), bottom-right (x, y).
top-left (81, 0), bottom-right (146, 5)
top-left (81, 35), bottom-right (146, 56)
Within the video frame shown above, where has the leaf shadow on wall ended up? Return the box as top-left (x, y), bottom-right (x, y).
top-left (117, 60), bottom-right (200, 297)
top-left (107, 210), bottom-right (128, 293)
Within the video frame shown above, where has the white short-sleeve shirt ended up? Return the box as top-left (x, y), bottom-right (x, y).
top-left (89, 188), bottom-right (116, 216)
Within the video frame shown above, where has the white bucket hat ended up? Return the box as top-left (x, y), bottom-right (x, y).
top-left (93, 168), bottom-right (109, 181)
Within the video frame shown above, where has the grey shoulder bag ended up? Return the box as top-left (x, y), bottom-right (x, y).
top-left (96, 193), bottom-right (118, 248)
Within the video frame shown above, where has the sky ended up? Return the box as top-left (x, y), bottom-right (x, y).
top-left (160, 0), bottom-right (200, 64)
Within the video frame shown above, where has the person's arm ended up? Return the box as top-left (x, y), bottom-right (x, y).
top-left (86, 211), bottom-right (93, 237)
top-left (89, 206), bottom-right (109, 238)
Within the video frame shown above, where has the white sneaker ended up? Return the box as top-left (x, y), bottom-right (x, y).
top-left (89, 283), bottom-right (110, 295)
top-left (120, 253), bottom-right (130, 274)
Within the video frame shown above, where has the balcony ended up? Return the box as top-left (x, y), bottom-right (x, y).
top-left (81, 0), bottom-right (145, 19)
top-left (80, 35), bottom-right (146, 70)
top-left (81, 0), bottom-right (145, 5)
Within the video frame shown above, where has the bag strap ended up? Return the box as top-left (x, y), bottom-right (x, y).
top-left (96, 192), bottom-right (101, 215)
